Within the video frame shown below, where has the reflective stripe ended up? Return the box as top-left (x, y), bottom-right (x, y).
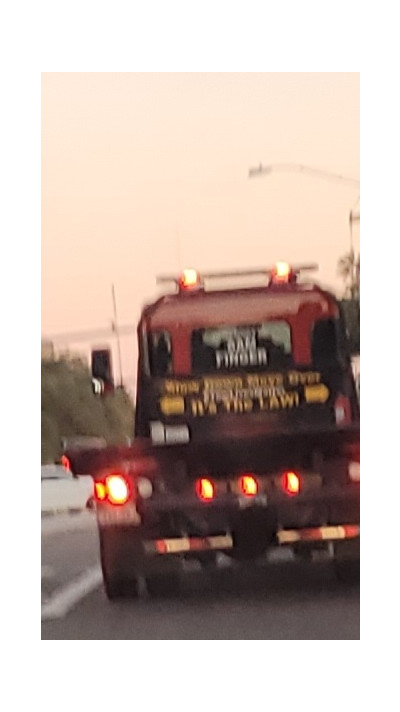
top-left (159, 538), bottom-right (191, 554)
top-left (341, 524), bottom-right (360, 538)
top-left (146, 535), bottom-right (233, 555)
top-left (206, 535), bottom-right (233, 549)
top-left (277, 524), bottom-right (360, 545)
top-left (278, 530), bottom-right (300, 544)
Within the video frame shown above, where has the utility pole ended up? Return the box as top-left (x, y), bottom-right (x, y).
top-left (111, 284), bottom-right (123, 387)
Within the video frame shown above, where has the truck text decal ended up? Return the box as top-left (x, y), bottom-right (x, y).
top-left (159, 371), bottom-right (329, 417)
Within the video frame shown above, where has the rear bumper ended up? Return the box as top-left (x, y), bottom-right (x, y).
top-left (143, 524), bottom-right (360, 556)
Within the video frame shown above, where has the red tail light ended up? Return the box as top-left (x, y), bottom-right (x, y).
top-left (94, 473), bottom-right (130, 505)
top-left (282, 471), bottom-right (301, 495)
top-left (105, 474), bottom-right (130, 505)
top-left (239, 474), bottom-right (258, 497)
top-left (195, 477), bottom-right (215, 502)
top-left (61, 455), bottom-right (71, 471)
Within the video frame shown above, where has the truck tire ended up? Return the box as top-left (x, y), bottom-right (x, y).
top-left (99, 526), bottom-right (141, 600)
top-left (333, 539), bottom-right (360, 584)
top-left (334, 558), bottom-right (360, 584)
top-left (103, 570), bottom-right (139, 600)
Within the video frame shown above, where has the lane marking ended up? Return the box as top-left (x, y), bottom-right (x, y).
top-left (41, 565), bottom-right (102, 621)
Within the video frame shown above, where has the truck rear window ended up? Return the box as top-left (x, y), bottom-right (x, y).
top-left (311, 317), bottom-right (349, 368)
top-left (191, 322), bottom-right (292, 373)
top-left (148, 330), bottom-right (172, 376)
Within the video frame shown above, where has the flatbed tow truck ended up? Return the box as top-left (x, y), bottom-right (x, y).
top-left (64, 262), bottom-right (360, 599)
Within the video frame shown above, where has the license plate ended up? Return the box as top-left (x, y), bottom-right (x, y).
top-left (96, 503), bottom-right (141, 526)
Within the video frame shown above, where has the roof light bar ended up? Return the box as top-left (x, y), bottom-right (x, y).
top-left (156, 263), bottom-right (318, 288)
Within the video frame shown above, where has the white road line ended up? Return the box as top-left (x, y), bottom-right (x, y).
top-left (41, 565), bottom-right (103, 621)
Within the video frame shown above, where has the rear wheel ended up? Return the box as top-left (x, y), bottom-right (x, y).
top-left (99, 526), bottom-right (141, 600)
top-left (103, 571), bottom-right (139, 600)
top-left (334, 557), bottom-right (360, 584)
top-left (333, 539), bottom-right (360, 584)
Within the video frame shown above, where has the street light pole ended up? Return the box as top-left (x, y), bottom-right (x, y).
top-left (249, 161), bottom-right (360, 254)
top-left (348, 192), bottom-right (360, 254)
top-left (248, 162), bottom-right (360, 188)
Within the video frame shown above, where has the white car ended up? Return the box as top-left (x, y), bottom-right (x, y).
top-left (41, 464), bottom-right (94, 514)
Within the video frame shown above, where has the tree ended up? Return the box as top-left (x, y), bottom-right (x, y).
top-left (337, 249), bottom-right (360, 299)
top-left (41, 356), bottom-right (135, 463)
top-left (340, 299), bottom-right (360, 354)
top-left (337, 249), bottom-right (360, 355)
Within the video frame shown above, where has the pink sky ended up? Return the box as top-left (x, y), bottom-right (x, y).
top-left (41, 72), bottom-right (359, 391)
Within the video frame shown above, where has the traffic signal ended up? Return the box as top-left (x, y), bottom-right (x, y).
top-left (91, 348), bottom-right (114, 395)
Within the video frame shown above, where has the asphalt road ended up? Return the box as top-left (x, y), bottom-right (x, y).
top-left (41, 514), bottom-right (359, 640)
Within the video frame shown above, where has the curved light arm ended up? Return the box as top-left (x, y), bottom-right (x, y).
top-left (249, 162), bottom-right (360, 187)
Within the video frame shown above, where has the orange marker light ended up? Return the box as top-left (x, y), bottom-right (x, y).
top-left (94, 482), bottom-right (107, 501)
top-left (105, 474), bottom-right (130, 505)
top-left (195, 477), bottom-right (215, 502)
top-left (275, 261), bottom-right (291, 278)
top-left (239, 474), bottom-right (258, 497)
top-left (179, 268), bottom-right (200, 290)
top-left (282, 471), bottom-right (300, 495)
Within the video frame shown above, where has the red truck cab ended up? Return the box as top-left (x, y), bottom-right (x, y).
top-left (135, 263), bottom-right (359, 449)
